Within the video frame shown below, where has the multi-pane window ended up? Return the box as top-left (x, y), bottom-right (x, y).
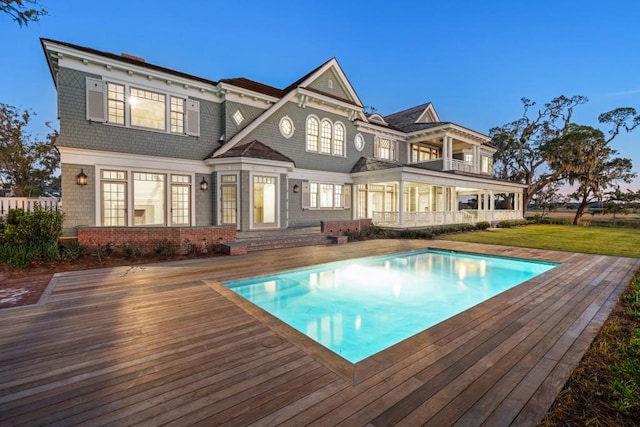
top-left (411, 143), bottom-right (439, 163)
top-left (306, 117), bottom-right (319, 151)
top-left (374, 137), bottom-right (396, 160)
top-left (130, 88), bottom-right (166, 130)
top-left (464, 153), bottom-right (473, 164)
top-left (107, 83), bottom-right (125, 125)
top-left (101, 170), bottom-right (127, 226)
top-left (170, 97), bottom-right (185, 134)
top-left (88, 77), bottom-right (199, 136)
top-left (100, 170), bottom-right (191, 227)
top-left (333, 123), bottom-right (345, 156)
top-left (221, 174), bottom-right (237, 225)
top-left (308, 182), bottom-right (344, 209)
top-left (320, 120), bottom-right (332, 154)
top-left (171, 175), bottom-right (190, 225)
top-left (481, 155), bottom-right (493, 174)
top-left (306, 115), bottom-right (346, 156)
top-left (309, 183), bottom-right (318, 208)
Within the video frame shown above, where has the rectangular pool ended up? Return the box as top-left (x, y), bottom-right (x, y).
top-left (224, 249), bottom-right (557, 363)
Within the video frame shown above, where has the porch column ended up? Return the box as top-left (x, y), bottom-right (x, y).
top-left (442, 136), bottom-right (449, 170)
top-left (398, 181), bottom-right (405, 227)
top-left (473, 146), bottom-right (480, 173)
top-left (489, 190), bottom-right (495, 222)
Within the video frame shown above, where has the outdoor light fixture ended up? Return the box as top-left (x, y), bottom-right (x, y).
top-left (76, 169), bottom-right (88, 186)
top-left (292, 184), bottom-right (300, 193)
top-left (200, 177), bottom-right (209, 192)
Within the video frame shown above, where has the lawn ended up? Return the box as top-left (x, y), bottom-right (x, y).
top-left (441, 224), bottom-right (640, 258)
top-left (443, 223), bottom-right (640, 426)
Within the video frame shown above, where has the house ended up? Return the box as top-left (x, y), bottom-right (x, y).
top-left (41, 38), bottom-right (525, 239)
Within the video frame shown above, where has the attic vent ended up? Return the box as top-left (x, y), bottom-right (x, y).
top-left (121, 53), bottom-right (146, 63)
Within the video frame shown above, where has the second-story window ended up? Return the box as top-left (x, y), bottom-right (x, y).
top-left (130, 88), bottom-right (166, 131)
top-left (481, 155), bottom-right (493, 174)
top-left (374, 136), bottom-right (396, 161)
top-left (170, 97), bottom-right (185, 134)
top-left (411, 143), bottom-right (439, 162)
top-left (87, 77), bottom-right (199, 136)
top-left (306, 115), bottom-right (346, 157)
top-left (107, 83), bottom-right (125, 125)
top-left (306, 116), bottom-right (319, 151)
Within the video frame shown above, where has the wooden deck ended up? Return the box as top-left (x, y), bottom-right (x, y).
top-left (1, 240), bottom-right (638, 426)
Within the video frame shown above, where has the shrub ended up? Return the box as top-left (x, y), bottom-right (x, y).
top-left (0, 207), bottom-right (64, 266)
top-left (182, 239), bottom-right (198, 256)
top-left (121, 242), bottom-right (144, 260)
top-left (60, 241), bottom-right (84, 262)
top-left (497, 221), bottom-right (512, 228)
top-left (475, 221), bottom-right (491, 230)
top-left (153, 239), bottom-right (177, 259)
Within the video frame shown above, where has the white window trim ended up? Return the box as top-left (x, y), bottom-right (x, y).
top-left (217, 171), bottom-right (240, 226)
top-left (374, 136), bottom-right (397, 161)
top-left (305, 115), bottom-right (347, 157)
top-left (249, 172), bottom-right (280, 230)
top-left (95, 166), bottom-right (195, 227)
top-left (279, 115), bottom-right (295, 139)
top-left (304, 181), bottom-right (346, 210)
top-left (232, 109), bottom-right (245, 126)
top-left (91, 77), bottom-right (197, 137)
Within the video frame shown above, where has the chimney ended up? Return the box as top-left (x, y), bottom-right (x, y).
top-left (121, 53), bottom-right (146, 63)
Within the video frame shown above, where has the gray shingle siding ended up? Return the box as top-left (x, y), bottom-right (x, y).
top-left (223, 101), bottom-right (266, 142)
top-left (195, 173), bottom-right (213, 226)
top-left (60, 163), bottom-right (96, 235)
top-left (240, 102), bottom-right (368, 173)
top-left (57, 68), bottom-right (221, 160)
top-left (307, 69), bottom-right (353, 102)
top-left (287, 179), bottom-right (351, 228)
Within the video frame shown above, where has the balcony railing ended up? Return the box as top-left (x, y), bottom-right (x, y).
top-left (372, 209), bottom-right (522, 227)
top-left (412, 158), bottom-right (491, 175)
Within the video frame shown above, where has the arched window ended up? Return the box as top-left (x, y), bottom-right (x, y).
top-left (333, 122), bottom-right (345, 156)
top-left (320, 120), bottom-right (332, 154)
top-left (306, 116), bottom-right (319, 151)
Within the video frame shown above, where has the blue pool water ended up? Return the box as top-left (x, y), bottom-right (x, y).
top-left (225, 249), bottom-right (557, 363)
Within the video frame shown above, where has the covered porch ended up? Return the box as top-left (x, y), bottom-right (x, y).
top-left (352, 168), bottom-right (525, 228)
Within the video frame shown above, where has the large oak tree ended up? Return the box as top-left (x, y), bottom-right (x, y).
top-left (0, 103), bottom-right (59, 197)
top-left (1, 0), bottom-right (47, 26)
top-left (489, 95), bottom-right (587, 212)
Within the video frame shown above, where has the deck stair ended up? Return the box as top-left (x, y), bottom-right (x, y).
top-left (236, 227), bottom-right (332, 252)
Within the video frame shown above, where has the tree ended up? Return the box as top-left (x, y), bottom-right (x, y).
top-left (0, 103), bottom-right (59, 197)
top-left (1, 0), bottom-right (47, 27)
top-left (489, 95), bottom-right (588, 214)
top-left (540, 124), bottom-right (636, 225)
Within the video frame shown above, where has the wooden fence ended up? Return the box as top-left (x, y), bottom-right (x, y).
top-left (0, 197), bottom-right (59, 216)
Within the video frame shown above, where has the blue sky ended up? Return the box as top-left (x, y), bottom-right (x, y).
top-left (3, 0), bottom-right (639, 191)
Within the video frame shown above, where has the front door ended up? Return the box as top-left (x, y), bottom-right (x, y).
top-left (252, 175), bottom-right (277, 228)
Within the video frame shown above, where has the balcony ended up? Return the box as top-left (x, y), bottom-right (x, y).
top-left (372, 209), bottom-right (522, 228)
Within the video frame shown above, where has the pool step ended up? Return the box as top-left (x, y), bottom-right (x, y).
top-left (239, 233), bottom-right (333, 253)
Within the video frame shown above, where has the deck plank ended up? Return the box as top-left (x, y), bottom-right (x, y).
top-left (0, 239), bottom-right (637, 426)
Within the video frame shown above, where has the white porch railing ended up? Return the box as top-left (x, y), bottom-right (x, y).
top-left (372, 209), bottom-right (522, 227)
top-left (0, 197), bottom-right (59, 216)
top-left (445, 158), bottom-right (478, 174)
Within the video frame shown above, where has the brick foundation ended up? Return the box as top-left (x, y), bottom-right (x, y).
top-left (320, 219), bottom-right (373, 236)
top-left (77, 226), bottom-right (236, 255)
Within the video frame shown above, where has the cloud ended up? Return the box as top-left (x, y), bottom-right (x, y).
top-left (606, 88), bottom-right (640, 97)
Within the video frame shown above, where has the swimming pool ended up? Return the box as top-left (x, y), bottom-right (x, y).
top-left (224, 249), bottom-right (557, 363)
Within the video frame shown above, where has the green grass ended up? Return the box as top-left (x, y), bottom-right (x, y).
top-left (440, 224), bottom-right (640, 258)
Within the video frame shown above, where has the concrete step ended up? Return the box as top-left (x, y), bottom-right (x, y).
top-left (240, 233), bottom-right (331, 252)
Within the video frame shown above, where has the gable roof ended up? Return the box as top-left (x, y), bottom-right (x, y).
top-left (212, 140), bottom-right (294, 164)
top-left (41, 38), bottom-right (217, 87)
top-left (213, 58), bottom-right (364, 157)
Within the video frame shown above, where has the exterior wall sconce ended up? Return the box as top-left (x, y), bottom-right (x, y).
top-left (200, 177), bottom-right (209, 192)
top-left (292, 184), bottom-right (300, 193)
top-left (76, 169), bottom-right (88, 186)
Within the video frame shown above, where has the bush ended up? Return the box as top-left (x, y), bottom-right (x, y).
top-left (497, 221), bottom-right (512, 228)
top-left (59, 241), bottom-right (84, 262)
top-left (153, 239), bottom-right (177, 259)
top-left (0, 207), bottom-right (64, 266)
top-left (121, 242), bottom-right (144, 260)
top-left (475, 221), bottom-right (491, 230)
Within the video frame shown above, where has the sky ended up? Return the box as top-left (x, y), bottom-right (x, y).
top-left (2, 0), bottom-right (639, 191)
